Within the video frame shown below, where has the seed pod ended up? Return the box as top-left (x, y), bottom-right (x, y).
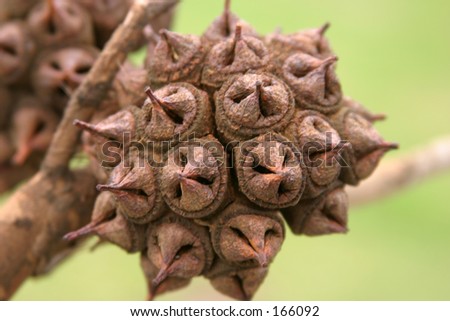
top-left (147, 29), bottom-right (205, 87)
top-left (113, 63), bottom-right (148, 108)
top-left (146, 214), bottom-right (214, 297)
top-left (266, 23), bottom-right (333, 62)
top-left (329, 107), bottom-right (398, 185)
top-left (27, 0), bottom-right (95, 48)
top-left (202, 0), bottom-right (258, 47)
top-left (206, 259), bottom-right (268, 301)
top-left (282, 183), bottom-right (349, 236)
top-left (215, 72), bottom-right (295, 144)
top-left (281, 53), bottom-right (342, 113)
top-left (10, 96), bottom-right (59, 165)
top-left (158, 135), bottom-right (230, 218)
top-left (235, 132), bottom-right (305, 209)
top-left (75, 105), bottom-right (142, 171)
top-left (0, 0), bottom-right (39, 21)
top-left (141, 85), bottom-right (213, 152)
top-left (201, 25), bottom-right (270, 90)
top-left (0, 21), bottom-right (36, 85)
top-left (0, 86), bottom-right (13, 129)
top-left (140, 253), bottom-right (191, 301)
top-left (341, 96), bottom-right (386, 123)
top-left (97, 149), bottom-right (166, 225)
top-left (32, 46), bottom-right (99, 113)
top-left (64, 191), bottom-right (147, 253)
top-left (209, 198), bottom-right (285, 268)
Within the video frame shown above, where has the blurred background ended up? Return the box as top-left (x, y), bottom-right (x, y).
top-left (5, 0), bottom-right (450, 300)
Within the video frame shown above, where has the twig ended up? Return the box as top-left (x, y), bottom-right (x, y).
top-left (42, 0), bottom-right (178, 172)
top-left (0, 0), bottom-right (178, 300)
top-left (347, 135), bottom-right (450, 205)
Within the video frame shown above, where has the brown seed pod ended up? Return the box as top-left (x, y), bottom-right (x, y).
top-left (329, 107), bottom-right (398, 185)
top-left (10, 96), bottom-right (59, 165)
top-left (0, 86), bottom-right (13, 129)
top-left (147, 29), bottom-right (205, 87)
top-left (27, 0), bottom-right (95, 48)
top-left (140, 252), bottom-right (191, 301)
top-left (202, 0), bottom-right (258, 47)
top-left (209, 198), bottom-right (285, 268)
top-left (146, 214), bottom-right (214, 297)
top-left (75, 105), bottom-right (142, 171)
top-left (0, 21), bottom-right (36, 85)
top-left (282, 110), bottom-right (342, 151)
top-left (282, 183), bottom-right (349, 236)
top-left (281, 53), bottom-right (342, 113)
top-left (31, 46), bottom-right (99, 113)
top-left (201, 25), bottom-right (270, 90)
top-left (158, 135), bottom-right (230, 219)
top-left (141, 84), bottom-right (213, 152)
top-left (97, 150), bottom-right (166, 225)
top-left (113, 63), bottom-right (148, 108)
top-left (64, 191), bottom-right (147, 253)
top-left (205, 259), bottom-right (268, 301)
top-left (234, 132), bottom-right (305, 209)
top-left (266, 23), bottom-right (333, 62)
top-left (0, 0), bottom-right (39, 21)
top-left (215, 72), bottom-right (295, 144)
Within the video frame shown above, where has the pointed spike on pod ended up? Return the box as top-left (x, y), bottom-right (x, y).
top-left (145, 86), bottom-right (182, 124)
top-left (234, 24), bottom-right (242, 41)
top-left (63, 221), bottom-right (98, 241)
top-left (320, 55), bottom-right (338, 68)
top-left (73, 119), bottom-right (106, 138)
top-left (377, 141), bottom-right (399, 151)
top-left (319, 22), bottom-right (331, 37)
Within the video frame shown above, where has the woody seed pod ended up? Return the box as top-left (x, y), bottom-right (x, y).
top-left (281, 53), bottom-right (342, 113)
top-left (329, 106), bottom-right (398, 185)
top-left (206, 259), bottom-right (268, 301)
top-left (140, 253), bottom-right (191, 301)
top-left (32, 46), bottom-right (99, 113)
top-left (113, 63), bottom-right (148, 108)
top-left (146, 214), bottom-right (214, 297)
top-left (266, 23), bottom-right (333, 62)
top-left (0, 21), bottom-right (36, 85)
top-left (341, 96), bottom-right (386, 123)
top-left (147, 29), bottom-right (205, 87)
top-left (201, 25), bottom-right (270, 90)
top-left (64, 191), bottom-right (147, 253)
top-left (158, 135), bottom-right (230, 219)
top-left (209, 198), bottom-right (285, 268)
top-left (141, 84), bottom-right (213, 152)
top-left (27, 0), bottom-right (95, 48)
top-left (96, 149), bottom-right (166, 225)
top-left (215, 72), bottom-right (295, 144)
top-left (234, 133), bottom-right (305, 209)
top-left (282, 183), bottom-right (349, 236)
top-left (202, 0), bottom-right (258, 47)
top-left (10, 96), bottom-right (59, 165)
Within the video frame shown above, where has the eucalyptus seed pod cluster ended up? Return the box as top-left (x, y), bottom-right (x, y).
top-left (0, 0), bottom-right (174, 193)
top-left (68, 0), bottom-right (396, 300)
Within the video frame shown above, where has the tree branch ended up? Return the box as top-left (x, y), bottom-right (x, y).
top-left (0, 0), bottom-right (179, 300)
top-left (347, 135), bottom-right (450, 205)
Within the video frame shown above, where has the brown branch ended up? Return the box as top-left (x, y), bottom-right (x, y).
top-left (347, 135), bottom-right (450, 206)
top-left (0, 0), bottom-right (179, 300)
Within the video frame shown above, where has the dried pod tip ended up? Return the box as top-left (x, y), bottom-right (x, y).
top-left (234, 24), bottom-right (242, 41)
top-left (73, 119), bottom-right (104, 138)
top-left (145, 86), bottom-right (182, 124)
top-left (319, 22), bottom-right (331, 37)
top-left (63, 221), bottom-right (99, 242)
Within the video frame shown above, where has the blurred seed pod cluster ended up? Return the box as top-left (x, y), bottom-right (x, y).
top-left (0, 0), bottom-right (174, 192)
top-left (68, 1), bottom-right (397, 300)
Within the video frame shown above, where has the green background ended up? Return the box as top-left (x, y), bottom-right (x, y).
top-left (5, 0), bottom-right (450, 300)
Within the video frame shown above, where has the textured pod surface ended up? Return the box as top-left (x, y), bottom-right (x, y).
top-left (215, 73), bottom-right (295, 144)
top-left (158, 135), bottom-right (230, 219)
top-left (282, 183), bottom-right (349, 236)
top-left (235, 133), bottom-right (305, 209)
top-left (210, 198), bottom-right (285, 268)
